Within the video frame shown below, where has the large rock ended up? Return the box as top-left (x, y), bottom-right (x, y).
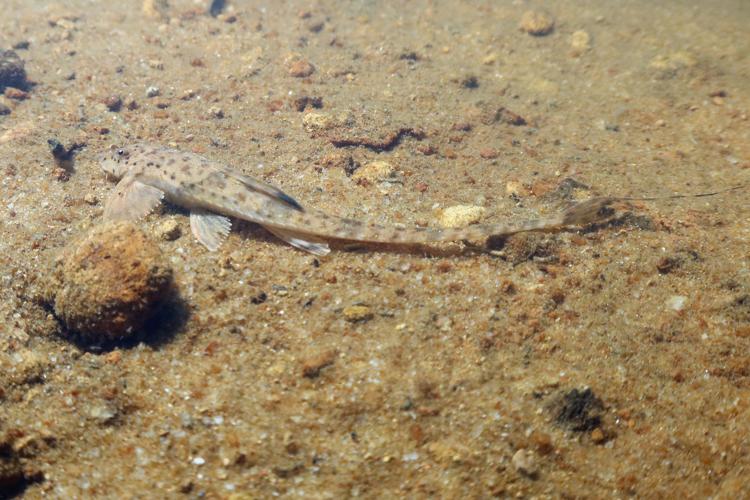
top-left (44, 222), bottom-right (173, 342)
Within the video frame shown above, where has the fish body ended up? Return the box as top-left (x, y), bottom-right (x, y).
top-left (100, 143), bottom-right (609, 255)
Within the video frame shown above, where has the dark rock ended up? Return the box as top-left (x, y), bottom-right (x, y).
top-left (551, 388), bottom-right (604, 432)
top-left (0, 50), bottom-right (28, 90)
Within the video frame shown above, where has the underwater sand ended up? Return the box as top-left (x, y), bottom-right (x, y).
top-left (1, 0), bottom-right (749, 497)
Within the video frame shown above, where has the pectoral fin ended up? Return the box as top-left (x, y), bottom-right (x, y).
top-left (265, 226), bottom-right (331, 256)
top-left (104, 177), bottom-right (164, 221)
top-left (190, 208), bottom-right (232, 251)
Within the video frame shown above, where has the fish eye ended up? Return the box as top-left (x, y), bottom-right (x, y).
top-left (117, 149), bottom-right (125, 156)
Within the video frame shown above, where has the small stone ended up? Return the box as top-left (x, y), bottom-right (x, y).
top-left (83, 194), bottom-right (98, 205)
top-left (103, 95), bottom-right (123, 112)
top-left (142, 0), bottom-right (169, 19)
top-left (342, 305), bottom-right (373, 323)
top-left (0, 103), bottom-right (10, 115)
top-left (288, 59), bottom-right (315, 78)
top-left (666, 295), bottom-right (687, 311)
top-left (530, 430), bottom-right (554, 455)
top-left (209, 0), bottom-right (226, 17)
top-left (302, 112), bottom-right (334, 132)
top-left (0, 49), bottom-right (27, 90)
top-left (146, 86), bottom-right (160, 98)
top-left (4, 87), bottom-right (28, 100)
top-left (439, 205), bottom-right (486, 228)
top-left (479, 147), bottom-right (499, 159)
top-left (148, 59), bottom-right (164, 70)
top-left (351, 160), bottom-right (395, 184)
top-left (482, 53), bottom-right (498, 65)
top-left (180, 89), bottom-right (197, 100)
top-left (520, 10), bottom-right (555, 36)
top-left (591, 428), bottom-right (605, 444)
top-left (301, 349), bottom-right (337, 378)
top-left (319, 152), bottom-right (358, 176)
top-left (570, 30), bottom-right (591, 56)
top-left (155, 218), bottom-right (181, 241)
top-left (208, 106), bottom-right (224, 119)
top-left (88, 403), bottom-right (117, 424)
top-left (512, 449), bottom-right (537, 477)
top-left (505, 180), bottom-right (530, 197)
top-left (42, 221), bottom-right (174, 342)
top-left (649, 51), bottom-right (696, 72)
top-left (656, 256), bottom-right (678, 274)
top-left (292, 95), bottom-right (323, 112)
top-left (461, 75), bottom-right (479, 89)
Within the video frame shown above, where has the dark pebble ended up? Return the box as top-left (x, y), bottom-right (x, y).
top-left (461, 75), bottom-right (479, 89)
top-left (0, 50), bottom-right (27, 90)
top-left (292, 95), bottom-right (323, 112)
top-left (208, 0), bottom-right (225, 17)
top-left (103, 95), bottom-right (122, 112)
top-left (47, 139), bottom-right (67, 159)
top-left (551, 388), bottom-right (604, 432)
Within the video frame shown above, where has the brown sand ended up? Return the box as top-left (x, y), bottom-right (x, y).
top-left (1, 0), bottom-right (749, 497)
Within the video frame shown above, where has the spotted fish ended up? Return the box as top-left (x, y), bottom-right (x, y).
top-left (99, 143), bottom-right (612, 256)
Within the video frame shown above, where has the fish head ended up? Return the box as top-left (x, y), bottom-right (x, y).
top-left (99, 144), bottom-right (132, 181)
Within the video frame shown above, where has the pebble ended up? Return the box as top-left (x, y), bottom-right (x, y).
top-left (4, 87), bottom-right (28, 100)
top-left (142, 0), bottom-right (169, 19)
top-left (591, 428), bottom-right (606, 444)
top-left (505, 180), bottom-right (530, 197)
top-left (479, 147), bottom-right (499, 159)
top-left (519, 10), bottom-right (555, 36)
top-left (155, 218), bottom-right (182, 241)
top-left (512, 448), bottom-right (538, 476)
top-left (301, 349), bottom-right (337, 378)
top-left (103, 94), bottom-right (123, 112)
top-left (208, 106), bottom-right (224, 119)
top-left (146, 86), bottom-right (160, 98)
top-left (0, 49), bottom-right (27, 90)
top-left (292, 95), bottom-right (323, 112)
top-left (319, 152), bottom-right (359, 175)
top-left (43, 221), bottom-right (173, 342)
top-left (439, 205), bottom-right (486, 228)
top-left (0, 103), bottom-right (10, 115)
top-left (666, 295), bottom-right (687, 311)
top-left (88, 403), bottom-right (117, 424)
top-left (351, 160), bottom-right (395, 184)
top-left (83, 194), bottom-right (98, 205)
top-left (342, 305), bottom-right (374, 323)
top-left (302, 112), bottom-right (335, 132)
top-left (649, 51), bottom-right (696, 72)
top-left (288, 59), bottom-right (315, 78)
top-left (569, 30), bottom-right (591, 56)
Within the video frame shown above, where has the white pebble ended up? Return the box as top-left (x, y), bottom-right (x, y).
top-left (666, 295), bottom-right (687, 311)
top-left (512, 448), bottom-right (537, 476)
